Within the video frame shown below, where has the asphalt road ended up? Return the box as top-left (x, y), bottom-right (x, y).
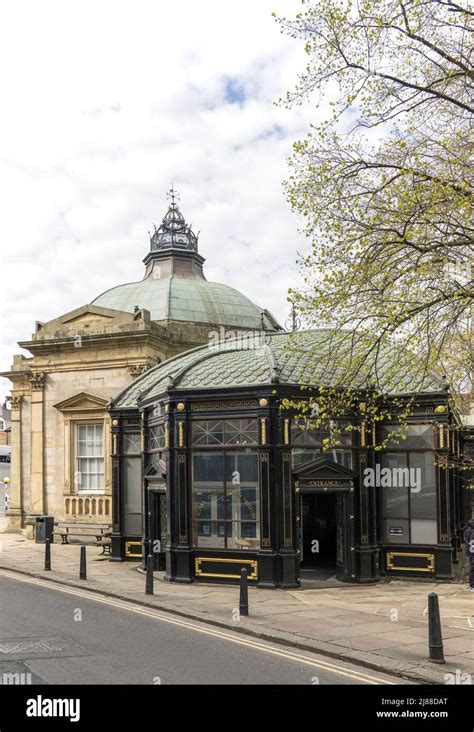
top-left (0, 572), bottom-right (402, 685)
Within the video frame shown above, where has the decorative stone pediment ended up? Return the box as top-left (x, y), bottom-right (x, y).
top-left (25, 305), bottom-right (153, 347)
top-left (293, 456), bottom-right (356, 493)
top-left (53, 392), bottom-right (109, 413)
top-left (61, 311), bottom-right (116, 325)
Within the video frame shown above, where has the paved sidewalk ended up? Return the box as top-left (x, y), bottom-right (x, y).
top-left (0, 532), bottom-right (472, 684)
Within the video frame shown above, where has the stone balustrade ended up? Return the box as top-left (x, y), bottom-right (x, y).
top-left (64, 494), bottom-right (111, 520)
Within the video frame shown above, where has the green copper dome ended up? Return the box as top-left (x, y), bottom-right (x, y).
top-left (92, 274), bottom-right (277, 329)
top-left (91, 188), bottom-right (281, 331)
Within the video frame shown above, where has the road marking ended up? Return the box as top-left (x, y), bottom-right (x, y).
top-left (0, 570), bottom-right (395, 684)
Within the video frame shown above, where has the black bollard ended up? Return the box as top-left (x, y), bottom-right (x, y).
top-left (145, 554), bottom-right (154, 595)
top-left (79, 545), bottom-right (87, 580)
top-left (44, 538), bottom-right (51, 571)
top-left (239, 567), bottom-right (249, 617)
top-left (428, 592), bottom-right (445, 664)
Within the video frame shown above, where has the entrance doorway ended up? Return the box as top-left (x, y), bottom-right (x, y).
top-left (147, 485), bottom-right (167, 570)
top-left (301, 493), bottom-right (337, 577)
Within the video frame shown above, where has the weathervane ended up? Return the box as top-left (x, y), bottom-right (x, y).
top-left (166, 184), bottom-right (180, 207)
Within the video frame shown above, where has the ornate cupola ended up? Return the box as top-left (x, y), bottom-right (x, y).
top-left (143, 186), bottom-right (206, 280)
top-left (92, 185), bottom-right (281, 330)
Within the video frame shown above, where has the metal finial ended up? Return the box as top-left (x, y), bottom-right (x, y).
top-left (285, 305), bottom-right (301, 332)
top-left (166, 183), bottom-right (180, 207)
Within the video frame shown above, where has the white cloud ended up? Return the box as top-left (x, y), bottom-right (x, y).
top-left (0, 0), bottom-right (323, 398)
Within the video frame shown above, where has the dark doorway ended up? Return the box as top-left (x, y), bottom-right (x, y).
top-left (147, 486), bottom-right (167, 570)
top-left (301, 493), bottom-right (337, 574)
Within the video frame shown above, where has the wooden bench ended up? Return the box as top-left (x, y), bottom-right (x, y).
top-left (54, 522), bottom-right (112, 554)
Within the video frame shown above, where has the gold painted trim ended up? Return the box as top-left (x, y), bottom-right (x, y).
top-left (195, 557), bottom-right (258, 581)
top-left (177, 402), bottom-right (185, 412)
top-left (259, 398), bottom-right (268, 407)
top-left (360, 421), bottom-right (366, 447)
top-left (386, 551), bottom-right (435, 572)
top-left (261, 417), bottom-right (267, 445)
top-left (190, 399), bottom-right (258, 411)
top-left (112, 434), bottom-right (118, 455)
top-left (284, 418), bottom-right (290, 445)
top-left (125, 541), bottom-right (142, 558)
top-left (165, 423), bottom-right (169, 448)
top-left (178, 422), bottom-right (184, 448)
top-left (438, 424), bottom-right (445, 449)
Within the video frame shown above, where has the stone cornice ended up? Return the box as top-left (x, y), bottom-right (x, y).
top-left (19, 328), bottom-right (165, 352)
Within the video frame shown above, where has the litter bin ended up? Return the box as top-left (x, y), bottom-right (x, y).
top-left (35, 516), bottom-right (54, 544)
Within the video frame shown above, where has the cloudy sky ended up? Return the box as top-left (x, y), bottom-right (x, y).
top-left (0, 0), bottom-right (321, 400)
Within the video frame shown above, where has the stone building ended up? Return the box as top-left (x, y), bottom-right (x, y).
top-left (2, 192), bottom-right (280, 537)
top-left (0, 399), bottom-right (11, 446)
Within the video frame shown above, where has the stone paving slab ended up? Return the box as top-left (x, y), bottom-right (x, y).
top-left (0, 533), bottom-right (472, 685)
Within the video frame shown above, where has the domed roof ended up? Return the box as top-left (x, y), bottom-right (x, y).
top-left (91, 187), bottom-right (281, 331)
top-left (110, 330), bottom-right (446, 410)
top-left (92, 274), bottom-right (277, 329)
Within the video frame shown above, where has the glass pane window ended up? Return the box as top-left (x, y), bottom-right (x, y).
top-left (191, 450), bottom-right (260, 548)
top-left (123, 433), bottom-right (141, 455)
top-left (192, 419), bottom-right (258, 447)
top-left (411, 519), bottom-right (437, 544)
top-left (193, 421), bottom-right (225, 446)
top-left (192, 453), bottom-right (225, 548)
top-left (76, 423), bottom-right (104, 492)
top-left (225, 451), bottom-right (258, 484)
top-left (381, 424), bottom-right (434, 449)
top-left (291, 421), bottom-right (321, 447)
top-left (123, 456), bottom-right (142, 535)
top-left (380, 448), bottom-right (438, 545)
top-left (149, 424), bottom-right (166, 451)
top-left (225, 519), bottom-right (260, 548)
top-left (409, 452), bottom-right (437, 519)
top-left (224, 419), bottom-right (258, 446)
top-left (291, 448), bottom-right (353, 469)
top-left (381, 453), bottom-right (409, 518)
top-left (291, 419), bottom-right (351, 447)
top-left (193, 453), bottom-right (224, 483)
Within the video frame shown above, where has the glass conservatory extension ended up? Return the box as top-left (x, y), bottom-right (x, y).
top-left (108, 332), bottom-right (470, 587)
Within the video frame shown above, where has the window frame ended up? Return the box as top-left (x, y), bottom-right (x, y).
top-left (75, 421), bottom-right (105, 494)
top-left (191, 418), bottom-right (259, 448)
top-left (191, 446), bottom-right (260, 550)
top-left (378, 423), bottom-right (438, 546)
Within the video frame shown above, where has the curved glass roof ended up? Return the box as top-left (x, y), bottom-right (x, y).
top-left (92, 274), bottom-right (276, 329)
top-left (110, 330), bottom-right (446, 409)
